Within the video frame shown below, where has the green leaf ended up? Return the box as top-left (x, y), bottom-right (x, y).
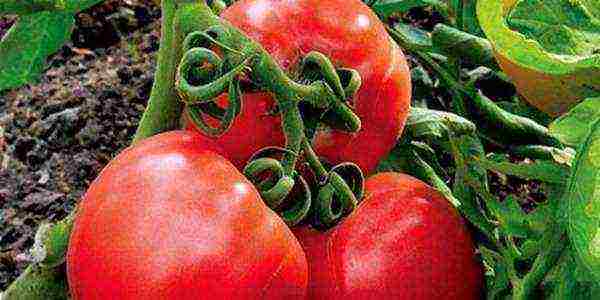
top-left (405, 107), bottom-right (476, 141)
top-left (372, 0), bottom-right (449, 19)
top-left (507, 0), bottom-right (600, 57)
top-left (543, 248), bottom-right (600, 299)
top-left (477, 0), bottom-right (600, 116)
top-left (0, 0), bottom-right (102, 15)
top-left (410, 66), bottom-right (435, 107)
top-left (550, 97), bottom-right (600, 147)
top-left (494, 196), bottom-right (533, 237)
top-left (473, 157), bottom-right (570, 184)
top-left (448, 134), bottom-right (496, 237)
top-left (466, 88), bottom-right (562, 148)
top-left (462, 0), bottom-right (485, 37)
top-left (391, 23), bottom-right (433, 52)
top-left (509, 145), bottom-right (575, 166)
top-left (378, 142), bottom-right (460, 207)
top-left (480, 246), bottom-right (512, 300)
top-left (497, 100), bottom-right (553, 127)
top-left (564, 113), bottom-right (600, 282)
top-left (0, 12), bottom-right (74, 92)
top-left (431, 23), bottom-right (498, 69)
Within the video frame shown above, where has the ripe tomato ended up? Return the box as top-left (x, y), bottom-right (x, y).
top-left (67, 131), bottom-right (308, 299)
top-left (185, 92), bottom-right (285, 169)
top-left (187, 0), bottom-right (411, 174)
top-left (294, 172), bottom-right (482, 299)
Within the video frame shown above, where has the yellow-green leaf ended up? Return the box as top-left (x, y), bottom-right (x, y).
top-left (477, 0), bottom-right (600, 116)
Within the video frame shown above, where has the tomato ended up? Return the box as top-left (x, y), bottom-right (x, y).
top-left (188, 0), bottom-right (411, 174)
top-left (67, 131), bottom-right (308, 299)
top-left (293, 172), bottom-right (483, 299)
top-left (185, 92), bottom-right (285, 169)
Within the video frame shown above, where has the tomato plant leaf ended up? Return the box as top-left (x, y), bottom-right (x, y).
top-left (0, 11), bottom-right (74, 92)
top-left (410, 66), bottom-right (435, 107)
top-left (563, 110), bottom-right (600, 282)
top-left (371, 0), bottom-right (449, 19)
top-left (543, 249), bottom-right (600, 299)
top-left (493, 196), bottom-right (532, 238)
top-left (507, 0), bottom-right (600, 57)
top-left (448, 134), bottom-right (496, 237)
top-left (480, 246), bottom-right (512, 300)
top-left (473, 157), bottom-right (570, 185)
top-left (549, 97), bottom-right (600, 147)
top-left (431, 24), bottom-right (498, 69)
top-left (378, 142), bottom-right (460, 207)
top-left (461, 0), bottom-right (484, 37)
top-left (405, 107), bottom-right (476, 141)
top-left (477, 0), bottom-right (600, 116)
top-left (496, 101), bottom-right (553, 127)
top-left (0, 0), bottom-right (101, 15)
top-left (391, 23), bottom-right (432, 52)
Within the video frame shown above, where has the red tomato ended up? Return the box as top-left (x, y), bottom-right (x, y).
top-left (185, 92), bottom-right (285, 169)
top-left (188, 0), bottom-right (411, 174)
top-left (67, 131), bottom-right (308, 299)
top-left (294, 172), bottom-right (483, 299)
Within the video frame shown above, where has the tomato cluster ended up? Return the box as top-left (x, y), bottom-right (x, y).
top-left (66, 1), bottom-right (482, 299)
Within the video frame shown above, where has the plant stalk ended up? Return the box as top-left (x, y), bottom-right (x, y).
top-left (132, 0), bottom-right (182, 143)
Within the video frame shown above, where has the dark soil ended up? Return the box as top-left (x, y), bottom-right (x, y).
top-left (0, 1), bottom-right (160, 289)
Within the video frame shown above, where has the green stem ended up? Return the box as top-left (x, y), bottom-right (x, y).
top-left (132, 0), bottom-right (181, 143)
top-left (302, 138), bottom-right (328, 181)
top-left (133, 0), bottom-right (220, 143)
top-left (2, 211), bottom-right (76, 299)
top-left (278, 97), bottom-right (305, 175)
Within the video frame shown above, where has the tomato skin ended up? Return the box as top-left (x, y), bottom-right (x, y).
top-left (294, 172), bottom-right (482, 299)
top-left (187, 0), bottom-right (411, 174)
top-left (67, 131), bottom-right (307, 299)
top-left (185, 92), bottom-right (285, 169)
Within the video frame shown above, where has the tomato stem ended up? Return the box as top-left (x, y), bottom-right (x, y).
top-left (302, 138), bottom-right (328, 182)
top-left (170, 2), bottom-right (366, 227)
top-left (133, 1), bottom-right (221, 143)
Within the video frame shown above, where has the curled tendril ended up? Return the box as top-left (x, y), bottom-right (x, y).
top-left (176, 48), bottom-right (250, 105)
top-left (337, 68), bottom-right (362, 101)
top-left (330, 162), bottom-right (364, 201)
top-left (297, 51), bottom-right (362, 133)
top-left (301, 51), bottom-right (347, 99)
top-left (187, 79), bottom-right (242, 137)
top-left (183, 26), bottom-right (239, 55)
top-left (243, 146), bottom-right (312, 226)
top-left (314, 162), bottom-right (364, 229)
top-left (177, 27), bottom-right (251, 137)
top-left (248, 146), bottom-right (299, 161)
top-left (279, 174), bottom-right (312, 226)
top-left (243, 157), bottom-right (295, 209)
top-left (314, 174), bottom-right (356, 229)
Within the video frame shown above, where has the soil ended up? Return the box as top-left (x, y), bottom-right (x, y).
top-left (0, 3), bottom-right (545, 291)
top-left (0, 1), bottom-right (160, 289)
